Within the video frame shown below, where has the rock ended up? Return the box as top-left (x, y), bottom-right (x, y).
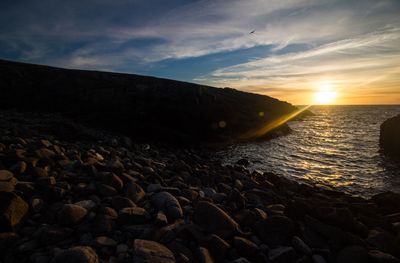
top-left (0, 181), bottom-right (15, 192)
top-left (380, 114), bottom-right (400, 156)
top-left (312, 254), bottom-right (327, 263)
top-left (336, 245), bottom-right (369, 263)
top-left (0, 170), bottom-right (13, 181)
top-left (155, 211), bottom-right (168, 226)
top-left (292, 236), bottom-right (312, 255)
top-left (201, 234), bottom-right (230, 262)
top-left (102, 173), bottom-right (123, 191)
top-left (35, 225), bottom-right (73, 245)
top-left (75, 200), bottom-right (97, 211)
top-left (133, 239), bottom-right (175, 263)
top-left (0, 192), bottom-right (28, 231)
top-left (97, 184), bottom-right (118, 196)
top-left (254, 216), bottom-right (295, 246)
top-left (126, 182), bottom-right (145, 203)
top-left (268, 246), bottom-right (296, 263)
top-left (369, 250), bottom-right (400, 263)
top-left (111, 196), bottom-right (136, 211)
top-left (196, 247), bottom-right (214, 263)
top-left (51, 246), bottom-right (99, 263)
top-left (107, 159), bottom-right (125, 174)
top-left (94, 236), bottom-right (117, 247)
top-left (116, 243), bottom-right (129, 254)
top-left (367, 230), bottom-right (400, 258)
top-left (233, 236), bottom-right (258, 258)
top-left (118, 207), bottom-right (150, 225)
top-left (230, 258), bottom-right (251, 263)
top-left (9, 161), bottom-right (27, 174)
top-left (152, 191), bottom-right (183, 221)
top-left (92, 214), bottom-right (115, 235)
top-left (194, 201), bottom-right (238, 239)
top-left (0, 232), bottom-right (18, 249)
top-left (58, 204), bottom-right (88, 226)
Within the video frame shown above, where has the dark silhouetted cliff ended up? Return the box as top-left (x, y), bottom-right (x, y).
top-left (0, 59), bottom-right (303, 145)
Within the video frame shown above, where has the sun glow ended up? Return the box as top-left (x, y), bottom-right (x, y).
top-left (314, 83), bottom-right (337, 105)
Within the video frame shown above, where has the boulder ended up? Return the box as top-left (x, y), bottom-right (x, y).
top-left (194, 201), bottom-right (238, 239)
top-left (336, 245), bottom-right (369, 263)
top-left (0, 192), bottom-right (28, 231)
top-left (126, 182), bottom-right (145, 203)
top-left (133, 239), bottom-right (175, 263)
top-left (118, 207), bottom-right (151, 225)
top-left (51, 246), bottom-right (99, 263)
top-left (58, 204), bottom-right (87, 226)
top-left (254, 215), bottom-right (295, 246)
top-left (152, 191), bottom-right (183, 221)
top-left (380, 114), bottom-right (400, 156)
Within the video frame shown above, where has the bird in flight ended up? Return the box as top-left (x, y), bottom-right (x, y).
top-left (249, 30), bottom-right (255, 34)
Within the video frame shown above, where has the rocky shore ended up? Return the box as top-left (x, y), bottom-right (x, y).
top-left (1, 111), bottom-right (400, 263)
top-left (380, 114), bottom-right (400, 157)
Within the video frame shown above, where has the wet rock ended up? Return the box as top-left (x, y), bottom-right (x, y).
top-left (133, 239), bottom-right (175, 263)
top-left (194, 201), bottom-right (238, 239)
top-left (51, 246), bottom-right (99, 263)
top-left (254, 215), bottom-right (295, 246)
top-left (118, 207), bottom-right (150, 225)
top-left (152, 191), bottom-right (183, 221)
top-left (58, 204), bottom-right (87, 226)
top-left (0, 192), bottom-right (28, 231)
top-left (336, 245), bottom-right (369, 263)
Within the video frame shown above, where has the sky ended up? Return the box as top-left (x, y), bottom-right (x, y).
top-left (1, 0), bottom-right (399, 105)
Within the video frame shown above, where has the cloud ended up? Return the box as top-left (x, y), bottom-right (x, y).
top-left (0, 0), bottom-right (399, 103)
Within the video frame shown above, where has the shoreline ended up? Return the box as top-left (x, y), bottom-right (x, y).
top-left (1, 111), bottom-right (400, 263)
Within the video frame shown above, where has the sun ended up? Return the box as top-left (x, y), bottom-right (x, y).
top-left (314, 84), bottom-right (337, 105)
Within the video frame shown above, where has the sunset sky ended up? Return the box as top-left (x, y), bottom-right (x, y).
top-left (1, 0), bottom-right (399, 105)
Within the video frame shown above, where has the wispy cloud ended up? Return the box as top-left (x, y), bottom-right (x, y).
top-left (0, 0), bottom-right (399, 104)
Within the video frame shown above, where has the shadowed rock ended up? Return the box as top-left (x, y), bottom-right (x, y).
top-left (51, 246), bottom-right (99, 263)
top-left (194, 201), bottom-right (239, 239)
top-left (133, 239), bottom-right (175, 263)
top-left (380, 114), bottom-right (400, 156)
top-left (0, 192), bottom-right (28, 232)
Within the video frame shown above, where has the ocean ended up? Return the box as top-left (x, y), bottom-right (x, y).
top-left (217, 105), bottom-right (400, 197)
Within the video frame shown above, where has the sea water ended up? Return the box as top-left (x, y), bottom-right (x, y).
top-left (217, 105), bottom-right (400, 197)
